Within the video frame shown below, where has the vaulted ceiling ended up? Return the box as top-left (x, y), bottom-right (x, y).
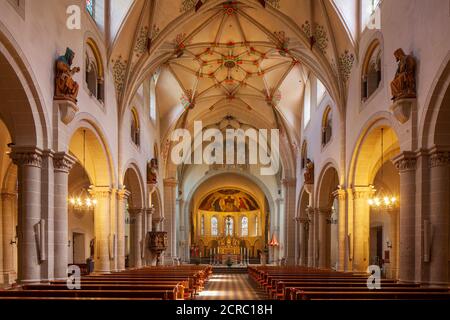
top-left (110, 0), bottom-right (355, 158)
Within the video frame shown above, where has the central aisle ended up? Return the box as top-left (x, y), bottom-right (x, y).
top-left (197, 273), bottom-right (266, 300)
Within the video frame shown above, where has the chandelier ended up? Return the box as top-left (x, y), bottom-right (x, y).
top-left (368, 128), bottom-right (398, 210)
top-left (68, 130), bottom-right (97, 211)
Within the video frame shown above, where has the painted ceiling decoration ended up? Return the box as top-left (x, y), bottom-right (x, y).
top-left (109, 0), bottom-right (357, 166)
top-left (199, 189), bottom-right (259, 212)
top-left (162, 1), bottom-right (303, 115)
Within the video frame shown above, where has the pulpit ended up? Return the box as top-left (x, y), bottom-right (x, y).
top-left (147, 231), bottom-right (168, 265)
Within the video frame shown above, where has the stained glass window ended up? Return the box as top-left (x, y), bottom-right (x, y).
top-left (211, 217), bottom-right (218, 236)
top-left (241, 216), bottom-right (248, 237)
top-left (200, 215), bottom-right (205, 236)
top-left (225, 216), bottom-right (233, 236)
top-left (86, 0), bottom-right (94, 17)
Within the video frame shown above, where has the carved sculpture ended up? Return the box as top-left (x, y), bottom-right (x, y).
top-left (390, 48), bottom-right (416, 101)
top-left (304, 159), bottom-right (314, 184)
top-left (148, 231), bottom-right (168, 266)
top-left (147, 158), bottom-right (158, 184)
top-left (54, 48), bottom-right (80, 103)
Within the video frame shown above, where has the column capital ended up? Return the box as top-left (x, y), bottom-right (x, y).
top-left (317, 208), bottom-right (333, 216)
top-left (117, 188), bottom-right (131, 200)
top-left (163, 178), bottom-right (178, 187)
top-left (10, 147), bottom-right (43, 168)
top-left (332, 188), bottom-right (347, 200)
top-left (352, 185), bottom-right (374, 199)
top-left (0, 191), bottom-right (17, 200)
top-left (392, 151), bottom-right (417, 172)
top-left (295, 216), bottom-right (310, 224)
top-left (89, 186), bottom-right (112, 198)
top-left (146, 207), bottom-right (156, 215)
top-left (53, 152), bottom-right (77, 173)
top-left (428, 148), bottom-right (450, 168)
top-left (128, 207), bottom-right (145, 215)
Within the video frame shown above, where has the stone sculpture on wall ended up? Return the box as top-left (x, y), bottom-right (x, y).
top-left (304, 159), bottom-right (314, 184)
top-left (54, 48), bottom-right (80, 103)
top-left (390, 48), bottom-right (416, 101)
top-left (147, 158), bottom-right (158, 185)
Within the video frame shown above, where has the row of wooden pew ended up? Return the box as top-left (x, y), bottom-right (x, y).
top-left (249, 266), bottom-right (450, 300)
top-left (0, 265), bottom-right (212, 300)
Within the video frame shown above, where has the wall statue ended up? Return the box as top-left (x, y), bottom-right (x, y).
top-left (54, 48), bottom-right (80, 102)
top-left (304, 159), bottom-right (314, 184)
top-left (147, 158), bottom-right (158, 184)
top-left (390, 48), bottom-right (416, 101)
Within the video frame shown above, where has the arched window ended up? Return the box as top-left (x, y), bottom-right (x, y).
top-left (301, 141), bottom-right (308, 169)
top-left (85, 38), bottom-right (104, 102)
top-left (211, 217), bottom-right (218, 236)
top-left (225, 216), bottom-right (234, 236)
top-left (200, 215), bottom-right (205, 236)
top-left (86, 0), bottom-right (95, 17)
top-left (150, 73), bottom-right (158, 122)
top-left (322, 106), bottom-right (332, 146)
top-left (317, 79), bottom-right (326, 105)
top-left (241, 216), bottom-right (248, 237)
top-left (303, 80), bottom-right (311, 127)
top-left (131, 108), bottom-right (140, 146)
top-left (362, 40), bottom-right (382, 101)
top-left (254, 216), bottom-right (259, 236)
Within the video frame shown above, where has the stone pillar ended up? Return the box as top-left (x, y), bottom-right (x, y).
top-left (352, 186), bottom-right (372, 272)
top-left (393, 152), bottom-right (417, 283)
top-left (318, 208), bottom-right (331, 268)
top-left (52, 152), bottom-right (76, 280)
top-left (1, 192), bottom-right (17, 284)
top-left (428, 150), bottom-right (450, 286)
top-left (89, 186), bottom-right (112, 273)
top-left (129, 208), bottom-right (143, 268)
top-left (144, 207), bottom-right (155, 265)
top-left (282, 178), bottom-right (296, 265)
top-left (163, 178), bottom-right (178, 263)
top-left (176, 197), bottom-right (185, 262)
top-left (117, 189), bottom-right (130, 271)
top-left (306, 207), bottom-right (315, 267)
top-left (334, 189), bottom-right (347, 271)
top-left (297, 217), bottom-right (309, 266)
top-left (11, 148), bottom-right (43, 283)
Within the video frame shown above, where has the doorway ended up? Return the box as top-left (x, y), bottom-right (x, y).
top-left (73, 232), bottom-right (86, 264)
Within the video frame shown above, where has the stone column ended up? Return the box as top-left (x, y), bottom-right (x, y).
top-left (352, 186), bottom-right (372, 272)
top-left (116, 189), bottom-right (130, 271)
top-left (428, 150), bottom-right (450, 286)
top-left (297, 217), bottom-right (308, 266)
top-left (282, 178), bottom-right (296, 265)
top-left (163, 178), bottom-right (178, 263)
top-left (52, 152), bottom-right (76, 280)
top-left (393, 152), bottom-right (417, 283)
top-left (89, 186), bottom-right (112, 273)
top-left (1, 192), bottom-right (17, 284)
top-left (128, 208), bottom-right (143, 268)
top-left (11, 148), bottom-right (43, 283)
top-left (144, 207), bottom-right (155, 265)
top-left (333, 189), bottom-right (347, 271)
top-left (306, 207), bottom-right (315, 267)
top-left (318, 208), bottom-right (331, 268)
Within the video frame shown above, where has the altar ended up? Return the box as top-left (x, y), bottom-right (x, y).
top-left (217, 235), bottom-right (240, 254)
top-left (219, 254), bottom-right (240, 264)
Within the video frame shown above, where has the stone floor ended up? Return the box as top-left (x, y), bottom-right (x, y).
top-left (197, 273), bottom-right (267, 300)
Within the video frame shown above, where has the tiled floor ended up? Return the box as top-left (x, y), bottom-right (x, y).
top-left (197, 273), bottom-right (267, 300)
